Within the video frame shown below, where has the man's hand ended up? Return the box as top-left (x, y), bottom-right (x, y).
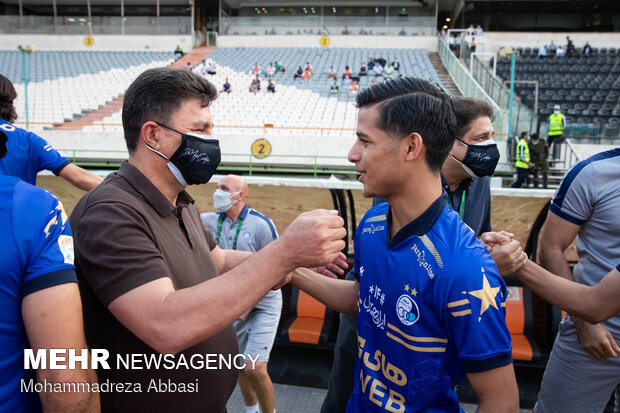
top-left (480, 231), bottom-right (527, 275)
top-left (310, 252), bottom-right (348, 279)
top-left (573, 319), bottom-right (620, 359)
top-left (278, 210), bottom-right (346, 269)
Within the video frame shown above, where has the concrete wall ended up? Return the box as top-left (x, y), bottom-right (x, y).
top-left (0, 34), bottom-right (192, 51)
top-left (473, 32), bottom-right (620, 55)
top-left (216, 35), bottom-right (438, 51)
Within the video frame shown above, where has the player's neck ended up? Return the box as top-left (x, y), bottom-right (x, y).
top-left (388, 174), bottom-right (443, 236)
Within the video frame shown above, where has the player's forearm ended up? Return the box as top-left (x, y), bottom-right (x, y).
top-left (39, 368), bottom-right (100, 412)
top-left (538, 243), bottom-right (572, 280)
top-left (290, 268), bottom-right (358, 315)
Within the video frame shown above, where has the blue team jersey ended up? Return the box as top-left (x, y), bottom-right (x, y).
top-left (348, 195), bottom-right (512, 413)
top-left (0, 175), bottom-right (77, 412)
top-left (0, 120), bottom-right (71, 185)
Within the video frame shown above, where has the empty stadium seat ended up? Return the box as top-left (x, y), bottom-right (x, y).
top-left (279, 286), bottom-right (335, 346)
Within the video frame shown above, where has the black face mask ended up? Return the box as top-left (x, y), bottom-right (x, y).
top-left (451, 138), bottom-right (500, 178)
top-left (146, 122), bottom-right (221, 186)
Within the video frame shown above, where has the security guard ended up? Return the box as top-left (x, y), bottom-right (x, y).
top-left (512, 131), bottom-right (532, 188)
top-left (548, 104), bottom-right (566, 158)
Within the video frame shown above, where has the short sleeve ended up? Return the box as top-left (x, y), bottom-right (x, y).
top-left (14, 182), bottom-right (77, 297)
top-left (549, 163), bottom-right (594, 226)
top-left (436, 249), bottom-right (513, 373)
top-left (29, 132), bottom-right (71, 175)
top-left (254, 215), bottom-right (278, 251)
top-left (73, 201), bottom-right (171, 306)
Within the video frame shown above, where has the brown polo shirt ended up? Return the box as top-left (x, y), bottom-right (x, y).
top-left (70, 161), bottom-right (238, 412)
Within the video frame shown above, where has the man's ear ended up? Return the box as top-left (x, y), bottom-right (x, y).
top-left (141, 121), bottom-right (161, 150)
top-left (403, 132), bottom-right (425, 162)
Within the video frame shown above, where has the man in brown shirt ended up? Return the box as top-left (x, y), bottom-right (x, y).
top-left (70, 67), bottom-right (346, 412)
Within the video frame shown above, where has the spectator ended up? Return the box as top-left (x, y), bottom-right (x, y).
top-left (448, 34), bottom-right (456, 53)
top-left (275, 61), bottom-right (286, 72)
top-left (0, 130), bottom-right (100, 413)
top-left (470, 37), bottom-right (477, 53)
top-left (221, 78), bottom-right (232, 94)
top-left (441, 27), bottom-right (447, 38)
top-left (342, 65), bottom-right (351, 81)
top-left (373, 62), bottom-right (384, 77)
top-left (266, 63), bottom-right (275, 77)
top-left (201, 175), bottom-right (283, 413)
top-left (206, 60), bottom-right (216, 75)
top-left (391, 57), bottom-right (400, 74)
top-left (184, 61), bottom-right (192, 70)
top-left (528, 133), bottom-right (549, 188)
top-left (548, 40), bottom-right (557, 54)
top-left (305, 62), bottom-right (313, 76)
top-left (475, 24), bottom-right (484, 36)
top-left (367, 58), bottom-right (375, 71)
top-left (468, 24), bottom-right (475, 35)
top-left (69, 67), bottom-right (346, 411)
top-left (327, 66), bottom-right (337, 80)
top-left (358, 63), bottom-right (368, 77)
top-left (348, 80), bottom-right (359, 97)
top-left (556, 45), bottom-right (566, 59)
top-left (254, 74), bottom-right (261, 91)
top-left (342, 25), bottom-right (349, 35)
top-left (249, 79), bottom-right (259, 94)
top-left (251, 62), bottom-right (260, 75)
top-left (330, 79), bottom-right (340, 94)
top-left (302, 68), bottom-right (311, 82)
top-left (454, 33), bottom-right (463, 57)
top-left (511, 131), bottom-right (532, 188)
top-left (267, 79), bottom-right (275, 93)
top-left (383, 62), bottom-right (395, 79)
top-left (566, 36), bottom-right (575, 56)
top-left (293, 66), bottom-right (303, 81)
top-left (375, 57), bottom-right (387, 67)
top-left (200, 61), bottom-right (208, 77)
top-left (583, 42), bottom-right (592, 57)
top-left (398, 27), bottom-right (406, 36)
top-left (538, 45), bottom-right (548, 58)
top-left (0, 75), bottom-right (103, 190)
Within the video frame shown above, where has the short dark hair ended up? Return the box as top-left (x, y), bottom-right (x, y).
top-left (520, 131), bottom-right (529, 138)
top-left (0, 75), bottom-right (18, 123)
top-left (452, 97), bottom-right (494, 140)
top-left (355, 76), bottom-right (456, 172)
top-left (122, 67), bottom-right (217, 153)
top-left (531, 133), bottom-right (539, 140)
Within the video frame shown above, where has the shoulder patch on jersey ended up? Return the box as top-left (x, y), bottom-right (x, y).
top-left (58, 234), bottom-right (74, 264)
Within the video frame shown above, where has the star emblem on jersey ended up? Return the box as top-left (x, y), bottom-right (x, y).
top-left (468, 270), bottom-right (500, 321)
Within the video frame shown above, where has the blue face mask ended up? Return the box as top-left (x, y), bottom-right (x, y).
top-left (146, 122), bottom-right (221, 187)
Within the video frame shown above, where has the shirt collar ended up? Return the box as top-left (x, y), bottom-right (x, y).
top-left (218, 203), bottom-right (249, 221)
top-left (387, 193), bottom-right (447, 248)
top-left (118, 161), bottom-right (194, 217)
top-left (441, 174), bottom-right (472, 195)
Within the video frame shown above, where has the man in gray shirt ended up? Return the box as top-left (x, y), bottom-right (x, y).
top-left (534, 147), bottom-right (620, 413)
top-left (202, 174), bottom-right (281, 413)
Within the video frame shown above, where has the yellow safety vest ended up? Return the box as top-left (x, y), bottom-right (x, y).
top-left (549, 113), bottom-right (565, 136)
top-left (515, 139), bottom-right (530, 169)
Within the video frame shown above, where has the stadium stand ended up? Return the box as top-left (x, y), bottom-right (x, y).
top-left (495, 48), bottom-right (620, 136)
top-left (0, 50), bottom-right (175, 130)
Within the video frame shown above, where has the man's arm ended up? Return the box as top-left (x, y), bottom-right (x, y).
top-left (210, 247), bottom-right (252, 274)
top-left (59, 163), bottom-right (103, 191)
top-left (517, 261), bottom-right (620, 327)
top-left (289, 267), bottom-right (358, 315)
top-left (22, 283), bottom-right (100, 412)
top-left (467, 364), bottom-right (519, 413)
top-left (540, 211), bottom-right (618, 359)
top-left (107, 210), bottom-right (346, 355)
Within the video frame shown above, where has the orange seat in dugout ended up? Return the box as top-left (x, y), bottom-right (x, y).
top-left (281, 286), bottom-right (334, 345)
top-left (505, 286), bottom-right (541, 361)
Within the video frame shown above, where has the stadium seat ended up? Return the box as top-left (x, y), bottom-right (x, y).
top-left (504, 285), bottom-right (542, 361)
top-left (279, 286), bottom-right (335, 346)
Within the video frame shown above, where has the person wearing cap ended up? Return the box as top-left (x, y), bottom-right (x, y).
top-left (548, 104), bottom-right (566, 159)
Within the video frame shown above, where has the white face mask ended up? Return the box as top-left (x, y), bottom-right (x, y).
top-left (213, 188), bottom-right (240, 212)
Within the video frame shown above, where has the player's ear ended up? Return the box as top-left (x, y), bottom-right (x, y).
top-left (403, 132), bottom-right (424, 162)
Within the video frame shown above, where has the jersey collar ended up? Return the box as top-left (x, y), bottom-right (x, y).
top-left (387, 193), bottom-right (447, 249)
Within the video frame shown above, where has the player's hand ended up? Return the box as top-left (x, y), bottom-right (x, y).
top-left (309, 252), bottom-right (348, 279)
top-left (279, 210), bottom-right (346, 269)
top-left (479, 231), bottom-right (514, 252)
top-left (574, 319), bottom-right (620, 359)
top-left (489, 239), bottom-right (527, 276)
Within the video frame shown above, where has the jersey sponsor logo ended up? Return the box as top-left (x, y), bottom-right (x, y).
top-left (363, 284), bottom-right (387, 330)
top-left (243, 231), bottom-right (250, 238)
top-left (362, 223), bottom-right (385, 235)
top-left (58, 235), bottom-right (74, 264)
top-left (396, 294), bottom-right (419, 326)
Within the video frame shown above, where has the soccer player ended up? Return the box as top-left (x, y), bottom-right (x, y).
top-left (290, 77), bottom-right (518, 411)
